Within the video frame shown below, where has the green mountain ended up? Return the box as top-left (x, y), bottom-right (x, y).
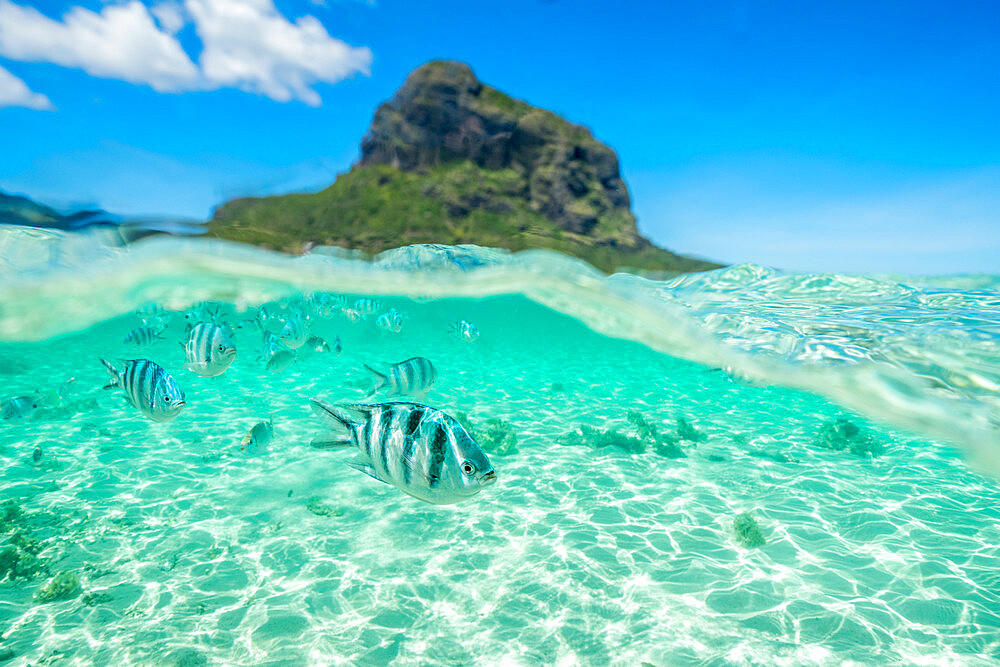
top-left (209, 61), bottom-right (720, 274)
top-left (0, 190), bottom-right (110, 229)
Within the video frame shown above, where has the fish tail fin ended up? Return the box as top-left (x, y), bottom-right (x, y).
top-left (99, 359), bottom-right (120, 390)
top-left (309, 398), bottom-right (360, 432)
top-left (309, 398), bottom-right (358, 449)
top-left (363, 364), bottom-right (386, 396)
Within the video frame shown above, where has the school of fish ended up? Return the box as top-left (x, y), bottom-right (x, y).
top-left (2, 294), bottom-right (495, 505)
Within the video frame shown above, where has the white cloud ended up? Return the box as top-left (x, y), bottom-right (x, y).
top-left (0, 0), bottom-right (372, 105)
top-left (0, 63), bottom-right (53, 109)
top-left (0, 1), bottom-right (201, 91)
top-left (151, 1), bottom-right (188, 35)
top-left (187, 0), bottom-right (372, 106)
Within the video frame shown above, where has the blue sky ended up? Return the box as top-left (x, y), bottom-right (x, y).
top-left (1, 0), bottom-right (998, 274)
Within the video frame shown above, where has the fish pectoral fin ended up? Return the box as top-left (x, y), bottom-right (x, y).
top-left (399, 451), bottom-right (429, 484)
top-left (310, 437), bottom-right (352, 450)
top-left (347, 461), bottom-right (390, 485)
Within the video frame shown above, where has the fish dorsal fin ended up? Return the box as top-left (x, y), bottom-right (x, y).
top-left (336, 403), bottom-right (377, 418)
top-left (347, 460), bottom-right (390, 485)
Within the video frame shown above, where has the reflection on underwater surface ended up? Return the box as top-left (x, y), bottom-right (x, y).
top-left (0, 231), bottom-right (999, 664)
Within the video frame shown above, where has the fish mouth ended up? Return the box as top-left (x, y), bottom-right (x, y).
top-left (480, 470), bottom-right (498, 485)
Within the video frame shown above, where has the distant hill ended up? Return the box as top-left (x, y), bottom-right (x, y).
top-left (0, 190), bottom-right (112, 230)
top-left (209, 61), bottom-right (720, 274)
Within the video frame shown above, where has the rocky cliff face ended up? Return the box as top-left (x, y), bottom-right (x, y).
top-left (359, 61), bottom-right (638, 245)
top-left (210, 61), bottom-right (719, 273)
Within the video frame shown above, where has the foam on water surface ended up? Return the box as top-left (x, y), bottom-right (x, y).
top-left (1, 230), bottom-right (999, 664)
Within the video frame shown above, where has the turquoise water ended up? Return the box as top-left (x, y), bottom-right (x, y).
top-left (1, 230), bottom-right (1000, 664)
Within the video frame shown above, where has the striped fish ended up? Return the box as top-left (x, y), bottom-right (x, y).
top-left (1, 396), bottom-right (38, 420)
top-left (135, 303), bottom-right (167, 327)
top-left (100, 359), bottom-right (185, 422)
top-left (266, 350), bottom-right (295, 372)
top-left (309, 292), bottom-right (345, 318)
top-left (123, 326), bottom-right (163, 348)
top-left (240, 418), bottom-right (273, 455)
top-left (365, 357), bottom-right (436, 399)
top-left (376, 309), bottom-right (403, 333)
top-left (250, 303), bottom-right (284, 333)
top-left (279, 316), bottom-right (309, 350)
top-left (353, 298), bottom-right (382, 316)
top-left (184, 322), bottom-right (237, 377)
top-left (451, 320), bottom-right (479, 342)
top-left (306, 336), bottom-right (330, 353)
top-left (262, 334), bottom-right (295, 372)
top-left (333, 336), bottom-right (342, 355)
top-left (310, 400), bottom-right (497, 505)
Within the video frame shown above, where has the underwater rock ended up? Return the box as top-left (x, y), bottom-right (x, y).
top-left (454, 412), bottom-right (518, 455)
top-left (34, 571), bottom-right (82, 603)
top-left (0, 545), bottom-right (47, 580)
top-left (0, 500), bottom-right (22, 531)
top-left (9, 531), bottom-right (41, 555)
top-left (676, 416), bottom-right (707, 443)
top-left (305, 497), bottom-right (343, 518)
top-left (747, 449), bottom-right (800, 464)
top-left (628, 411), bottom-right (686, 458)
top-left (815, 418), bottom-right (884, 457)
top-left (627, 410), bottom-right (660, 442)
top-left (560, 424), bottom-right (646, 454)
top-left (480, 419), bottom-right (518, 455)
top-left (81, 591), bottom-right (113, 607)
top-left (733, 512), bottom-right (767, 548)
top-left (166, 647), bottom-right (208, 667)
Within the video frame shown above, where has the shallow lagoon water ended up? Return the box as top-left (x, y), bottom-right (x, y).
top-left (1, 231), bottom-right (999, 665)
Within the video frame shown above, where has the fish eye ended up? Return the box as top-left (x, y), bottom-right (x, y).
top-left (218, 344), bottom-right (225, 352)
top-left (163, 396), bottom-right (171, 403)
top-left (461, 461), bottom-right (476, 476)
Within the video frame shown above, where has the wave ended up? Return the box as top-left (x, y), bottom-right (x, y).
top-left (2, 226), bottom-right (998, 473)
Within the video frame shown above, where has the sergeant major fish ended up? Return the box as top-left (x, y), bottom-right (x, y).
top-left (1, 396), bottom-right (38, 421)
top-left (309, 399), bottom-right (497, 505)
top-left (365, 357), bottom-right (436, 399)
top-left (240, 418), bottom-right (273, 455)
top-left (376, 309), bottom-right (403, 333)
top-left (279, 316), bottom-right (309, 350)
top-left (184, 322), bottom-right (237, 377)
top-left (451, 320), bottom-right (479, 342)
top-left (124, 326), bottom-right (163, 348)
top-left (100, 359), bottom-right (185, 422)
top-left (353, 298), bottom-right (382, 316)
top-left (306, 336), bottom-right (330, 353)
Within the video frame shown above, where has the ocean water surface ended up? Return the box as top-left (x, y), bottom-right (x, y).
top-left (1, 229), bottom-right (999, 665)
